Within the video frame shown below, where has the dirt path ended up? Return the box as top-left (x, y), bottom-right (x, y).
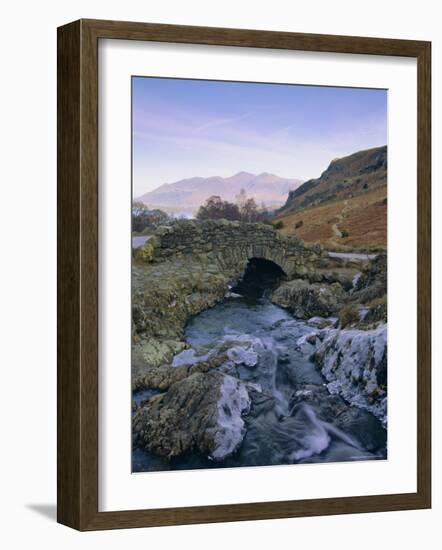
top-left (331, 222), bottom-right (343, 239)
top-left (330, 199), bottom-right (349, 241)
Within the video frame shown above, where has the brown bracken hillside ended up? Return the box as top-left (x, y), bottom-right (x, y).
top-left (275, 146), bottom-right (387, 251)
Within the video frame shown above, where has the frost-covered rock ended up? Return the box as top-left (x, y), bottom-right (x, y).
top-left (295, 331), bottom-right (320, 354)
top-left (227, 346), bottom-right (258, 367)
top-left (352, 253), bottom-right (387, 307)
top-left (313, 324), bottom-right (387, 425)
top-left (225, 291), bottom-right (242, 299)
top-left (172, 348), bottom-right (211, 367)
top-left (133, 371), bottom-right (250, 460)
top-left (296, 331), bottom-right (319, 346)
top-left (307, 316), bottom-right (338, 329)
top-left (351, 272), bottom-right (362, 289)
top-left (211, 375), bottom-right (251, 460)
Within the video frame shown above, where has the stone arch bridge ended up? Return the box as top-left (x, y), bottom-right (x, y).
top-left (132, 219), bottom-right (331, 383)
top-left (135, 219), bottom-right (323, 280)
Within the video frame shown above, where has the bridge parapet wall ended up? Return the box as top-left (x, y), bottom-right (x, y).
top-left (145, 219), bottom-right (322, 278)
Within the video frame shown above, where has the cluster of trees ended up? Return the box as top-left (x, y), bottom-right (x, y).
top-left (132, 201), bottom-right (169, 233)
top-left (196, 189), bottom-right (269, 223)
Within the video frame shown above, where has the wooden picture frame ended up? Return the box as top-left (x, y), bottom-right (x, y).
top-left (57, 19), bottom-right (431, 531)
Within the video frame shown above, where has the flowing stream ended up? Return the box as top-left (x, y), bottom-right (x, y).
top-left (133, 261), bottom-right (386, 472)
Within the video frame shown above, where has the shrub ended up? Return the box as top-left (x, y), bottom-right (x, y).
top-left (132, 202), bottom-right (169, 233)
top-left (134, 240), bottom-right (156, 263)
top-left (341, 229), bottom-right (349, 238)
top-left (295, 220), bottom-right (303, 229)
top-left (365, 295), bottom-right (387, 324)
top-left (272, 221), bottom-right (284, 230)
top-left (339, 304), bottom-right (360, 328)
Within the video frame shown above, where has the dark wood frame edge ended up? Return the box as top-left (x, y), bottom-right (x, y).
top-left (57, 18), bottom-right (431, 531)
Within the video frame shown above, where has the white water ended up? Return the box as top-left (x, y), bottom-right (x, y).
top-left (133, 297), bottom-right (387, 472)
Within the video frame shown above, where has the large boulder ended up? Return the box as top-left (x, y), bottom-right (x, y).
top-left (133, 351), bottom-right (228, 392)
top-left (352, 253), bottom-right (387, 303)
top-left (271, 279), bottom-right (345, 319)
top-left (303, 267), bottom-right (362, 291)
top-left (133, 371), bottom-right (250, 461)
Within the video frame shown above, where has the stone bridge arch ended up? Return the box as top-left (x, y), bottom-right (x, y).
top-left (144, 219), bottom-right (321, 281)
top-left (238, 243), bottom-right (294, 277)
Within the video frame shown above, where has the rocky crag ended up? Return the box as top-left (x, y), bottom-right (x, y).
top-left (278, 145), bottom-right (387, 215)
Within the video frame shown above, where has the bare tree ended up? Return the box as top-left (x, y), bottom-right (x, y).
top-left (235, 188), bottom-right (247, 210)
top-left (132, 201), bottom-right (169, 232)
top-left (242, 197), bottom-right (258, 222)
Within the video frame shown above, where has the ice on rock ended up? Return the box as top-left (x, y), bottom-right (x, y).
top-left (315, 324), bottom-right (388, 425)
top-left (210, 375), bottom-right (251, 460)
top-left (171, 348), bottom-right (211, 367)
top-left (296, 331), bottom-right (318, 347)
top-left (352, 272), bottom-right (362, 289)
top-left (227, 346), bottom-right (259, 367)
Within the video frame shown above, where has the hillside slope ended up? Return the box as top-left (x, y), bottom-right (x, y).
top-left (276, 146), bottom-right (387, 251)
top-left (278, 146), bottom-right (387, 215)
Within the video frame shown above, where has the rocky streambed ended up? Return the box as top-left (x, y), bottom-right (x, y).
top-left (132, 237), bottom-right (388, 472)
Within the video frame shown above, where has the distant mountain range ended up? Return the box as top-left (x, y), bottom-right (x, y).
top-left (136, 172), bottom-right (302, 213)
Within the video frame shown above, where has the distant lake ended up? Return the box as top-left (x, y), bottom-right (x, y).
top-left (132, 235), bottom-right (151, 248)
top-left (171, 211), bottom-right (194, 219)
